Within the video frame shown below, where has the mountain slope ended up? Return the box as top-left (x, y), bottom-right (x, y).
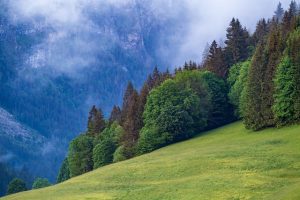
top-left (2, 122), bottom-right (300, 200)
top-left (0, 0), bottom-right (186, 180)
top-left (0, 106), bottom-right (65, 195)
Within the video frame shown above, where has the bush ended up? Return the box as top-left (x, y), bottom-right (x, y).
top-left (6, 178), bottom-right (27, 195)
top-left (32, 178), bottom-right (51, 189)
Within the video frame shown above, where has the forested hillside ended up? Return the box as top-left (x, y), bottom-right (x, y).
top-left (2, 0), bottom-right (300, 199)
top-left (50, 2), bottom-right (300, 186)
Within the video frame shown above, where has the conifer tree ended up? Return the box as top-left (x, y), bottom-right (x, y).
top-left (120, 82), bottom-right (140, 158)
top-left (289, 0), bottom-right (298, 16)
top-left (274, 29), bottom-right (300, 125)
top-left (225, 18), bottom-right (250, 66)
top-left (243, 43), bottom-right (267, 130)
top-left (136, 81), bottom-right (150, 131)
top-left (274, 2), bottom-right (284, 22)
top-left (261, 24), bottom-right (284, 127)
top-left (87, 106), bottom-right (106, 137)
top-left (121, 82), bottom-right (135, 125)
top-left (56, 158), bottom-right (70, 183)
top-left (253, 19), bottom-right (269, 45)
top-left (205, 40), bottom-right (228, 78)
top-left (109, 105), bottom-right (121, 124)
top-left (151, 67), bottom-right (162, 88)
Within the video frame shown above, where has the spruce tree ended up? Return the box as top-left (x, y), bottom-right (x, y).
top-left (137, 81), bottom-right (150, 131)
top-left (205, 40), bottom-right (228, 78)
top-left (109, 105), bottom-right (121, 124)
top-left (261, 24), bottom-right (284, 127)
top-left (274, 2), bottom-right (284, 22)
top-left (225, 18), bottom-right (250, 66)
top-left (56, 158), bottom-right (70, 183)
top-left (289, 0), bottom-right (298, 16)
top-left (87, 106), bottom-right (106, 137)
top-left (120, 82), bottom-right (140, 158)
top-left (151, 67), bottom-right (163, 88)
top-left (274, 29), bottom-right (300, 125)
top-left (253, 19), bottom-right (269, 45)
top-left (243, 43), bottom-right (267, 130)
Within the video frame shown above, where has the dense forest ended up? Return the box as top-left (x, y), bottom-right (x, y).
top-left (3, 0), bottom-right (300, 196)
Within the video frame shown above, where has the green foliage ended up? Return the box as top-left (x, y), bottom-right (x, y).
top-left (243, 24), bottom-right (284, 130)
top-left (120, 82), bottom-right (140, 158)
top-left (228, 61), bottom-right (250, 118)
top-left (32, 178), bottom-right (51, 189)
top-left (225, 18), bottom-right (250, 66)
top-left (87, 106), bottom-right (106, 137)
top-left (56, 158), bottom-right (70, 183)
top-left (6, 178), bottom-right (27, 195)
top-left (243, 44), bottom-right (266, 130)
top-left (274, 29), bottom-right (300, 125)
top-left (68, 135), bottom-right (94, 177)
top-left (138, 78), bottom-right (202, 153)
top-left (113, 145), bottom-right (127, 163)
top-left (138, 70), bottom-right (232, 153)
top-left (93, 123), bottom-right (124, 168)
top-left (93, 139), bottom-right (116, 169)
top-left (205, 40), bottom-right (228, 77)
top-left (200, 72), bottom-right (233, 128)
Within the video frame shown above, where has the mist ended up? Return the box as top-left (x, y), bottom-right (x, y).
top-left (6, 0), bottom-right (292, 73)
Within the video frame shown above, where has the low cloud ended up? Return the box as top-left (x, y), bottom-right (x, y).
top-left (7, 0), bottom-right (292, 71)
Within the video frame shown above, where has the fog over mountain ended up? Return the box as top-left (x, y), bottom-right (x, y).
top-left (7, 0), bottom-right (291, 71)
top-left (0, 0), bottom-right (292, 192)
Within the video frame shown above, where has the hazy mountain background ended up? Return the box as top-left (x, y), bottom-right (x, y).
top-left (0, 0), bottom-right (291, 195)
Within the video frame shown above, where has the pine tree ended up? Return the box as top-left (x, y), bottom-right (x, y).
top-left (225, 18), bottom-right (250, 66)
top-left (151, 67), bottom-right (162, 88)
top-left (87, 106), bottom-right (106, 137)
top-left (136, 81), bottom-right (150, 131)
top-left (282, 1), bottom-right (299, 38)
top-left (261, 24), bottom-right (284, 127)
top-left (121, 82), bottom-right (135, 125)
top-left (253, 19), bottom-right (269, 45)
top-left (274, 29), bottom-right (300, 125)
top-left (243, 43), bottom-right (267, 130)
top-left (274, 2), bottom-right (284, 22)
top-left (120, 82), bottom-right (140, 158)
top-left (56, 158), bottom-right (70, 183)
top-left (205, 40), bottom-right (228, 78)
top-left (109, 105), bottom-right (121, 124)
top-left (289, 0), bottom-right (298, 16)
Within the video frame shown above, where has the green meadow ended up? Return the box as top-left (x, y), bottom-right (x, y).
top-left (3, 122), bottom-right (300, 200)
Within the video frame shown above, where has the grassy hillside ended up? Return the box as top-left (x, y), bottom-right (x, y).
top-left (2, 122), bottom-right (300, 200)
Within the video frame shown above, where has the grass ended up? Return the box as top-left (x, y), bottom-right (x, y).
top-left (2, 122), bottom-right (300, 200)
